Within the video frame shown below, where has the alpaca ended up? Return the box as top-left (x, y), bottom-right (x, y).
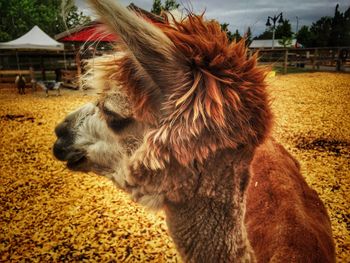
top-left (53, 0), bottom-right (335, 262)
top-left (15, 74), bottom-right (26, 94)
top-left (37, 81), bottom-right (62, 97)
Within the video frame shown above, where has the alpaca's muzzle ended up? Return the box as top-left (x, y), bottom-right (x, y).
top-left (53, 125), bottom-right (89, 172)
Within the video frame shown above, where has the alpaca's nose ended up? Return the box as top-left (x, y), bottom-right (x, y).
top-left (53, 120), bottom-right (75, 161)
top-left (53, 138), bottom-right (71, 161)
top-left (55, 120), bottom-right (70, 137)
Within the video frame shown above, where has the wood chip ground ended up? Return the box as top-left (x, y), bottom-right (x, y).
top-left (0, 72), bottom-right (349, 262)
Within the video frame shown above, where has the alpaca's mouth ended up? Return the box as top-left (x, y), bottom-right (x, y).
top-left (66, 155), bottom-right (90, 172)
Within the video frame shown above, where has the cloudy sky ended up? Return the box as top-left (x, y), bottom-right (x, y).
top-left (76, 0), bottom-right (349, 36)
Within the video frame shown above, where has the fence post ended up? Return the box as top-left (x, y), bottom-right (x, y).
top-left (248, 49), bottom-right (252, 58)
top-left (283, 49), bottom-right (288, 74)
top-left (336, 48), bottom-right (341, 71)
top-left (312, 49), bottom-right (318, 70)
top-left (75, 51), bottom-right (82, 89)
top-left (29, 66), bottom-right (36, 91)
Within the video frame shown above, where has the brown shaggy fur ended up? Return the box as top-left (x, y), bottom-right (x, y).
top-left (247, 139), bottom-right (335, 262)
top-left (78, 1), bottom-right (336, 261)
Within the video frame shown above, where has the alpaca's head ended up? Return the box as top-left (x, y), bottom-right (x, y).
top-left (53, 89), bottom-right (148, 188)
top-left (53, 0), bottom-right (272, 189)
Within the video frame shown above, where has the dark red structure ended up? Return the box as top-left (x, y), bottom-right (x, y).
top-left (53, 4), bottom-right (163, 89)
top-left (55, 4), bottom-right (162, 44)
top-left (58, 23), bottom-right (118, 42)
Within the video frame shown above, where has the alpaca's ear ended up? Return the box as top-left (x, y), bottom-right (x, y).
top-left (88, 0), bottom-right (188, 111)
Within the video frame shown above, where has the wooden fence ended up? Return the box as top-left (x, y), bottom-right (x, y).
top-left (1, 47), bottom-right (349, 89)
top-left (249, 47), bottom-right (350, 74)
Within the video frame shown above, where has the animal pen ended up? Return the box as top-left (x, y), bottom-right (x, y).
top-left (0, 2), bottom-right (349, 262)
top-left (249, 47), bottom-right (350, 74)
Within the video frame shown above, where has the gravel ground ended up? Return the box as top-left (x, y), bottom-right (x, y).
top-left (0, 72), bottom-right (349, 262)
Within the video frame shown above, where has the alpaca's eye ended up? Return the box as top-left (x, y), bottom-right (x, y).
top-left (108, 117), bottom-right (133, 132)
top-left (100, 105), bottom-right (133, 132)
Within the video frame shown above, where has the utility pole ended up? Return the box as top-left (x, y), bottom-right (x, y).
top-left (266, 12), bottom-right (283, 49)
top-left (296, 16), bottom-right (299, 32)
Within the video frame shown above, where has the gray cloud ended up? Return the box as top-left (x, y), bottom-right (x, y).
top-left (75, 0), bottom-right (349, 36)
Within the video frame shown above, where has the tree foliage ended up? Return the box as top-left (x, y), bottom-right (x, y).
top-left (164, 0), bottom-right (180, 11)
top-left (275, 19), bottom-right (293, 38)
top-left (255, 19), bottom-right (292, 40)
top-left (309, 17), bottom-right (332, 47)
top-left (60, 0), bottom-right (91, 30)
top-left (220, 24), bottom-right (252, 45)
top-left (296, 4), bottom-right (350, 47)
top-left (220, 23), bottom-right (234, 41)
top-left (255, 4), bottom-right (350, 47)
top-left (232, 29), bottom-right (242, 42)
top-left (151, 0), bottom-right (179, 15)
top-left (296, 25), bottom-right (312, 47)
top-left (254, 30), bottom-right (273, 40)
top-left (328, 4), bottom-right (350, 46)
top-left (245, 27), bottom-right (253, 46)
top-left (278, 36), bottom-right (293, 47)
top-left (0, 0), bottom-right (90, 42)
top-left (151, 0), bottom-right (162, 15)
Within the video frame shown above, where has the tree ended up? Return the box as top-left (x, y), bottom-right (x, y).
top-left (60, 0), bottom-right (91, 30)
top-left (275, 19), bottom-right (293, 38)
top-left (278, 36), bottom-right (293, 47)
top-left (151, 0), bottom-right (162, 15)
top-left (310, 16), bottom-right (332, 47)
top-left (254, 30), bottom-right (273, 40)
top-left (232, 29), bottom-right (242, 41)
top-left (329, 4), bottom-right (350, 46)
top-left (244, 27), bottom-right (252, 46)
top-left (329, 4), bottom-right (343, 46)
top-left (0, 0), bottom-right (90, 42)
top-left (220, 23), bottom-right (234, 41)
top-left (294, 4), bottom-right (350, 47)
top-left (342, 7), bottom-right (350, 46)
top-left (255, 18), bottom-right (293, 40)
top-left (151, 0), bottom-right (179, 15)
top-left (296, 25), bottom-right (313, 47)
top-left (164, 0), bottom-right (180, 11)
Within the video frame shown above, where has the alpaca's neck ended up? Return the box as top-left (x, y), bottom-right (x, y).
top-left (164, 148), bottom-right (256, 262)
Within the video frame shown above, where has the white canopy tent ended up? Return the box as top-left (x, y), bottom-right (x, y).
top-left (0, 26), bottom-right (65, 71)
top-left (0, 26), bottom-right (64, 51)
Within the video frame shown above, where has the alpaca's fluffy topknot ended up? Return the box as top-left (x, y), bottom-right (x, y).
top-left (158, 14), bottom-right (265, 85)
top-left (146, 14), bottom-right (274, 165)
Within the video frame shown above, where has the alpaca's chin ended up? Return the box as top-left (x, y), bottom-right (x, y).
top-left (66, 156), bottom-right (90, 172)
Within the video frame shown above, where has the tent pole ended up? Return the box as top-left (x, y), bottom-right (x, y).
top-left (76, 50), bottom-right (81, 89)
top-left (63, 49), bottom-right (67, 70)
top-left (15, 51), bottom-right (20, 70)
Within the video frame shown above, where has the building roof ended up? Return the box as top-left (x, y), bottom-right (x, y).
top-left (249, 39), bottom-right (297, 49)
top-left (55, 4), bottom-right (163, 43)
top-left (0, 26), bottom-right (64, 51)
top-left (55, 21), bottom-right (118, 42)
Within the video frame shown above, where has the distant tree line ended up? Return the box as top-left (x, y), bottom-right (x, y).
top-left (2, 0), bottom-right (347, 49)
top-left (296, 4), bottom-right (350, 47)
top-left (254, 4), bottom-right (350, 47)
top-left (151, 0), bottom-right (180, 15)
top-left (150, 0), bottom-right (253, 45)
top-left (220, 23), bottom-right (253, 45)
top-left (151, 1), bottom-right (349, 48)
top-left (0, 0), bottom-right (90, 42)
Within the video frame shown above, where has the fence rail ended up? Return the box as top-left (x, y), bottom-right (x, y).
top-left (249, 47), bottom-right (350, 73)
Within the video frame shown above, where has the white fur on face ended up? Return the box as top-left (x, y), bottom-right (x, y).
top-left (66, 103), bottom-right (139, 190)
top-left (63, 102), bottom-right (164, 210)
